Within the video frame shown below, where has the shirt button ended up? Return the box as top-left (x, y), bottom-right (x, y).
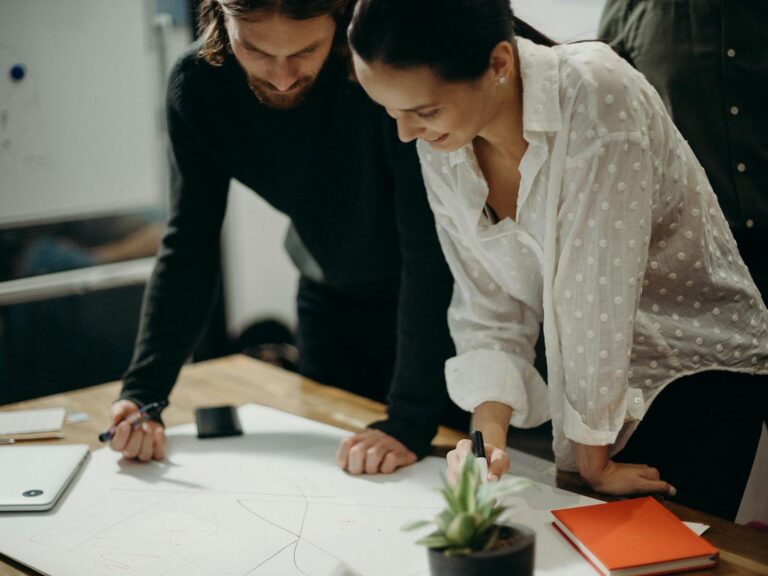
top-left (746, 219), bottom-right (755, 229)
top-left (737, 162), bottom-right (746, 173)
top-left (730, 106), bottom-right (739, 115)
top-left (727, 48), bottom-right (736, 58)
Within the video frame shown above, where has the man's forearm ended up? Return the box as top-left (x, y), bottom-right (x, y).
top-left (120, 242), bottom-right (223, 403)
top-left (382, 138), bottom-right (456, 456)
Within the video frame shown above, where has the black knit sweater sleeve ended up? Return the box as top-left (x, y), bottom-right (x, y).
top-left (367, 141), bottom-right (456, 458)
top-left (119, 59), bottom-right (230, 406)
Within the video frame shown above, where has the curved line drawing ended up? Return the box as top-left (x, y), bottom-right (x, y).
top-left (245, 539), bottom-right (298, 575)
top-left (292, 487), bottom-right (310, 576)
top-left (21, 455), bottom-right (438, 576)
top-left (236, 488), bottom-right (363, 576)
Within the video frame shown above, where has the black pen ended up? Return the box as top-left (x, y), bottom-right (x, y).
top-left (98, 400), bottom-right (168, 443)
top-left (471, 430), bottom-right (489, 483)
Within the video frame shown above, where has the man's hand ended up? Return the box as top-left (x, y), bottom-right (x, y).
top-left (336, 429), bottom-right (417, 474)
top-left (108, 400), bottom-right (166, 462)
top-left (446, 438), bottom-right (509, 484)
top-left (575, 442), bottom-right (675, 497)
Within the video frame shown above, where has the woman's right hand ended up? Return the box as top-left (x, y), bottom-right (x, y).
top-left (446, 438), bottom-right (509, 484)
top-left (448, 401), bottom-right (514, 483)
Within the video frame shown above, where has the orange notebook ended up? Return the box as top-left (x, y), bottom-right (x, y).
top-left (551, 497), bottom-right (719, 576)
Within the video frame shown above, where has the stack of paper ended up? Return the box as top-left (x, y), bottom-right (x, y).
top-left (0, 407), bottom-right (66, 438)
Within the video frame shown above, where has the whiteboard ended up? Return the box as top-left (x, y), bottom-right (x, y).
top-left (0, 404), bottom-right (601, 576)
top-left (0, 0), bottom-right (165, 227)
top-left (512, 0), bottom-right (606, 42)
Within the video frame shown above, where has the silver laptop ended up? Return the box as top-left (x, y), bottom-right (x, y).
top-left (0, 444), bottom-right (89, 512)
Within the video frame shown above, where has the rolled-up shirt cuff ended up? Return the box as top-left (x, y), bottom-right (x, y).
top-left (562, 387), bottom-right (645, 445)
top-left (445, 349), bottom-right (549, 428)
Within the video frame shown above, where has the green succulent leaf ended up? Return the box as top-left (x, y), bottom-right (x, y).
top-left (406, 452), bottom-right (529, 554)
top-left (478, 475), bottom-right (531, 503)
top-left (482, 528), bottom-right (500, 551)
top-left (435, 509), bottom-right (454, 534)
top-left (441, 484), bottom-right (462, 515)
top-left (476, 482), bottom-right (494, 505)
top-left (446, 513), bottom-right (477, 546)
top-left (401, 519), bottom-right (433, 532)
top-left (477, 499), bottom-right (495, 519)
top-left (444, 547), bottom-right (473, 557)
top-left (415, 534), bottom-right (452, 549)
top-left (476, 507), bottom-right (505, 534)
top-left (457, 455), bottom-right (479, 513)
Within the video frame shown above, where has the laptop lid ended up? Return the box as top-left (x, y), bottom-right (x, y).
top-left (0, 444), bottom-right (89, 512)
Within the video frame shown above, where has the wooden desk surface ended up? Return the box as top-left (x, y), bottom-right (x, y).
top-left (2, 355), bottom-right (767, 576)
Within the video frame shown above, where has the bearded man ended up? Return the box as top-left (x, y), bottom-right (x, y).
top-left (107, 0), bottom-right (464, 475)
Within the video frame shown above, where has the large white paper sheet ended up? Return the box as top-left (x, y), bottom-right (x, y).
top-left (0, 404), bottom-right (598, 575)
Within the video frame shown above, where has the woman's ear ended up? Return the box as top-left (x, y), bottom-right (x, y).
top-left (489, 41), bottom-right (515, 82)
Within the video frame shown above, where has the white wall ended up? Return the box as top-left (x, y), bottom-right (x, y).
top-left (221, 181), bottom-right (299, 339)
top-left (511, 0), bottom-right (606, 41)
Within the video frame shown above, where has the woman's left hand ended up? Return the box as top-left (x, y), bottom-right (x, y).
top-left (583, 460), bottom-right (676, 497)
top-left (575, 442), bottom-right (676, 497)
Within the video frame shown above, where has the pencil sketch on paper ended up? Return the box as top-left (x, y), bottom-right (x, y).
top-left (0, 405), bottom-right (595, 576)
top-left (27, 458), bottom-right (440, 575)
top-left (41, 479), bottom-right (327, 574)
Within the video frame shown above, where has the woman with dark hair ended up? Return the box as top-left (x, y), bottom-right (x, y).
top-left (349, 0), bottom-right (768, 519)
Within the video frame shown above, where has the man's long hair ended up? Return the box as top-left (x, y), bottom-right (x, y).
top-left (197, 0), bottom-right (354, 66)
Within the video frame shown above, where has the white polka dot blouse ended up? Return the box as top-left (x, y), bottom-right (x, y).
top-left (416, 37), bottom-right (768, 471)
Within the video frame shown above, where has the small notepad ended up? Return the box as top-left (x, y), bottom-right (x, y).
top-left (0, 408), bottom-right (66, 436)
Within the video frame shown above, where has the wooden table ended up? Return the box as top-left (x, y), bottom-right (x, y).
top-left (2, 355), bottom-right (767, 575)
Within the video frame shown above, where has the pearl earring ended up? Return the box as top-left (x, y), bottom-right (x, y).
top-left (498, 75), bottom-right (507, 86)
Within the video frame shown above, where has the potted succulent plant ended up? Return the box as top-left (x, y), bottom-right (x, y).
top-left (404, 454), bottom-right (535, 576)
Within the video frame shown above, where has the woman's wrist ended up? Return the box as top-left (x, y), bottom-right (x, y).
top-left (574, 442), bottom-right (611, 484)
top-left (471, 401), bottom-right (513, 448)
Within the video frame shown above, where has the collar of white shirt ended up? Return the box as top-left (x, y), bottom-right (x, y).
top-left (447, 37), bottom-right (562, 169)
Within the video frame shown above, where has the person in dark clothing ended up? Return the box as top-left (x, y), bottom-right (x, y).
top-left (108, 0), bottom-right (466, 475)
top-left (599, 2), bottom-right (768, 515)
top-left (598, 0), bottom-right (768, 300)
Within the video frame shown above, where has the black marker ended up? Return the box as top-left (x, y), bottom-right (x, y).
top-left (471, 430), bottom-right (489, 482)
top-left (98, 400), bottom-right (168, 443)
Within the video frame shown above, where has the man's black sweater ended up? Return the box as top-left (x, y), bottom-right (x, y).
top-left (119, 47), bottom-right (456, 458)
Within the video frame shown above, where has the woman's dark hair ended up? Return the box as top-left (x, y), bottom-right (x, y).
top-left (349, 0), bottom-right (556, 82)
top-left (197, 0), bottom-right (354, 66)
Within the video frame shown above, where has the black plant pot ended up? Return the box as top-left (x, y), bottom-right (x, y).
top-left (427, 524), bottom-right (535, 576)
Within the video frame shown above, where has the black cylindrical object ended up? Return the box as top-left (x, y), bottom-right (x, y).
top-left (427, 524), bottom-right (535, 576)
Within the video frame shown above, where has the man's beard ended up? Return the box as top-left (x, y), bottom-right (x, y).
top-left (246, 74), bottom-right (316, 110)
